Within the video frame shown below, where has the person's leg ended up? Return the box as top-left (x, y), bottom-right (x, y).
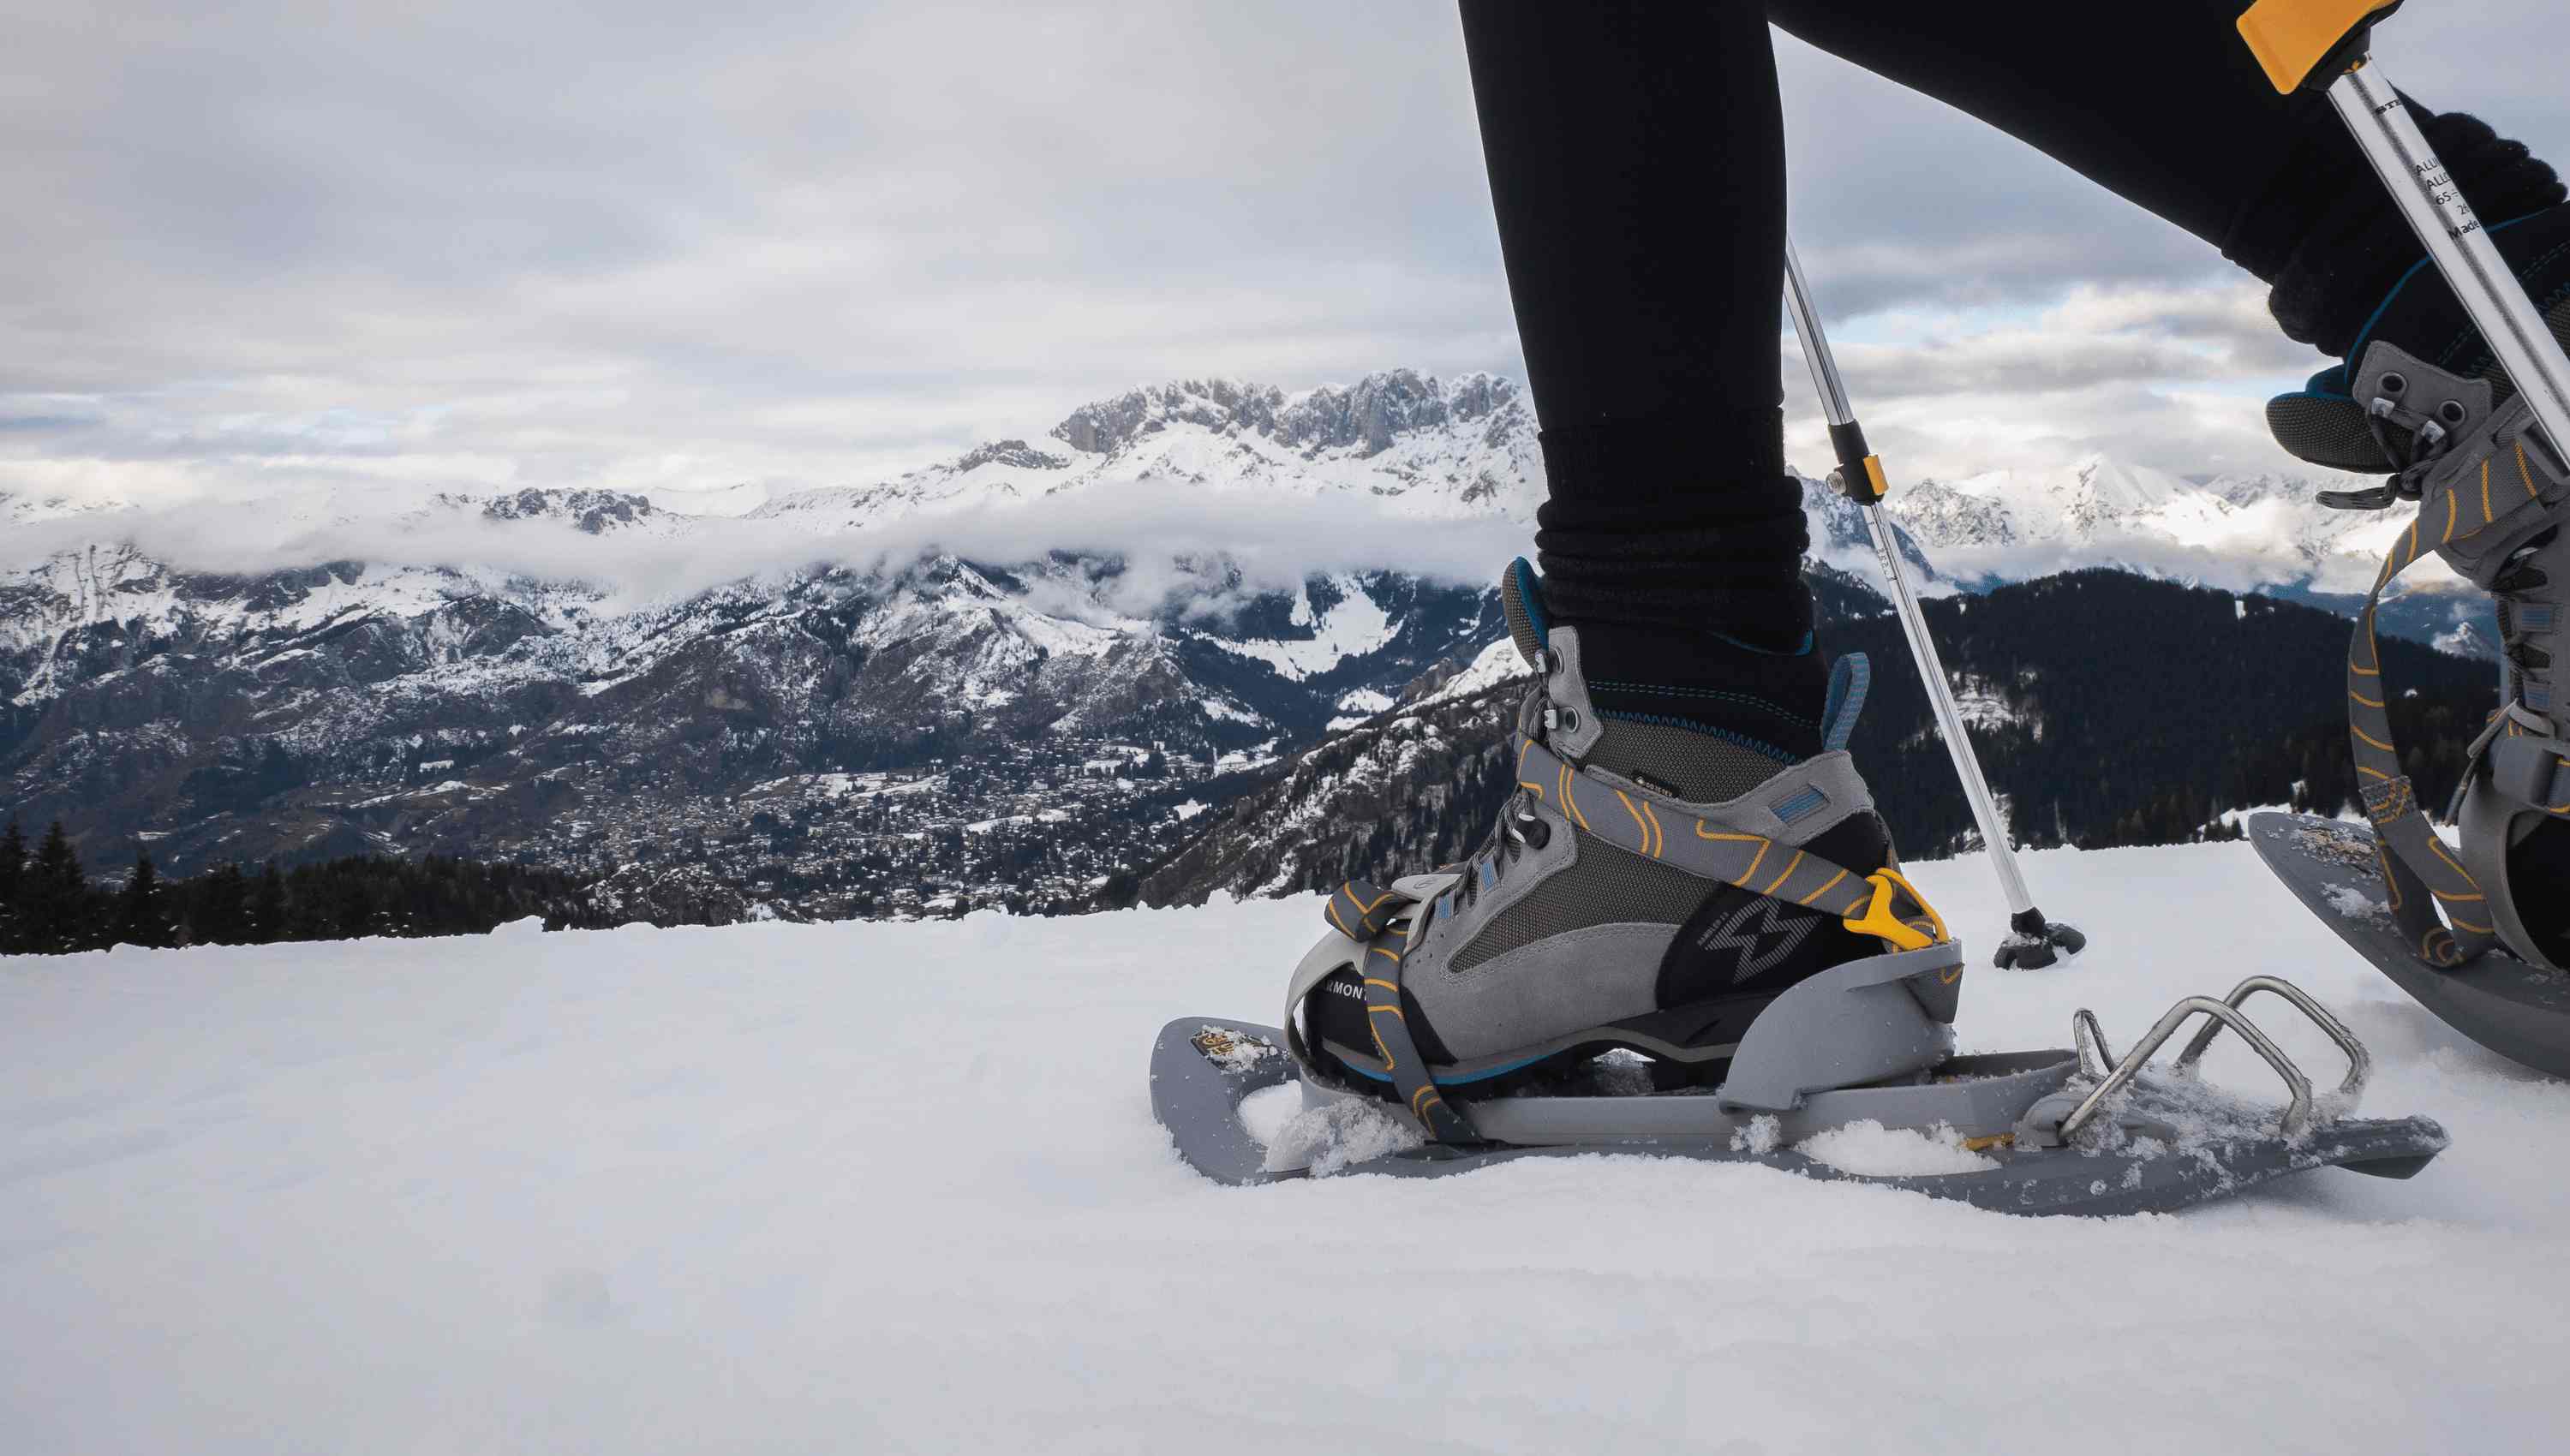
top-left (1763, 0), bottom-right (2564, 360)
top-left (1295, 6), bottom-right (1915, 1115)
top-left (1459, 0), bottom-right (1825, 763)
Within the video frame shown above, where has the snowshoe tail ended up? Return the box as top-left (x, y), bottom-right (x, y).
top-left (2252, 810), bottom-right (2570, 1078)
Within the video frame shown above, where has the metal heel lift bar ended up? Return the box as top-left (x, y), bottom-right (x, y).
top-left (2059, 975), bottom-right (2373, 1141)
top-left (1783, 239), bottom-right (2083, 965)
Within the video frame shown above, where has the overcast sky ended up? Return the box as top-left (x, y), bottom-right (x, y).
top-left (5, 1), bottom-right (2567, 516)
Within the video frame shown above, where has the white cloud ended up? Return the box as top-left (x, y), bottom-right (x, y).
top-left (3, 2), bottom-right (2566, 510)
top-left (1, 474), bottom-right (1534, 617)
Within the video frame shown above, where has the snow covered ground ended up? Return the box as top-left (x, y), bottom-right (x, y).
top-left (5, 841), bottom-right (2567, 1453)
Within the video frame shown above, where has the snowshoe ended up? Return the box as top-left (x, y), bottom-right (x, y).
top-left (2258, 286), bottom-right (2570, 1071)
top-left (1151, 560), bottom-right (2447, 1213)
top-left (1149, 955), bottom-right (2445, 1213)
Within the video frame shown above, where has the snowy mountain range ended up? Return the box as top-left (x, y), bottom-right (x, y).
top-left (0, 367), bottom-right (2489, 917)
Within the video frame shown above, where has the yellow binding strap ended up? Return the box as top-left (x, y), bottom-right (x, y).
top-left (1842, 868), bottom-right (1949, 952)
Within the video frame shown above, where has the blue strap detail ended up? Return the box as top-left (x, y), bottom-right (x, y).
top-left (1324, 1048), bottom-right (1551, 1089)
top-left (1821, 653), bottom-right (1871, 753)
top-left (1771, 785), bottom-right (1830, 826)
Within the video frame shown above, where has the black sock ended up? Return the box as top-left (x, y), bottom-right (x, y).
top-left (1561, 620), bottom-right (1827, 765)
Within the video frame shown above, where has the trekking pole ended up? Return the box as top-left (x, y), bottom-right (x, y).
top-left (2238, 1), bottom-right (2570, 460)
top-left (1783, 236), bottom-right (2087, 969)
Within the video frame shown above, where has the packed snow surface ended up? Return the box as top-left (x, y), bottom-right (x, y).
top-left (6, 841), bottom-right (2570, 1453)
top-left (1791, 1119), bottom-right (2000, 1177)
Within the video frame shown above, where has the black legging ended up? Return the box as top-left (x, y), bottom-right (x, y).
top-left (1462, 1), bottom-right (2562, 649)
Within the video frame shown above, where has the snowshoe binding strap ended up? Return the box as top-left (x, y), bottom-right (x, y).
top-left (1291, 879), bottom-right (1479, 1142)
top-left (2331, 340), bottom-right (2570, 967)
top-left (1353, 927), bottom-right (1476, 1143)
top-left (1324, 880), bottom-right (1409, 942)
top-left (1510, 734), bottom-right (1944, 951)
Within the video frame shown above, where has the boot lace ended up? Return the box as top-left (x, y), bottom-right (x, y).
top-left (1453, 789), bottom-right (1550, 911)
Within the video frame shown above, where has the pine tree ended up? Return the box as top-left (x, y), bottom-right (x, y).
top-left (115, 851), bottom-right (170, 948)
top-left (0, 820), bottom-right (25, 954)
top-left (196, 863), bottom-right (251, 945)
top-left (28, 822), bottom-right (92, 954)
top-left (250, 863), bottom-right (288, 943)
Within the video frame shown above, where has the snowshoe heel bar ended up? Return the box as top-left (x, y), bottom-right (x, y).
top-left (2045, 974), bottom-right (2372, 1144)
top-left (2173, 975), bottom-right (2371, 1105)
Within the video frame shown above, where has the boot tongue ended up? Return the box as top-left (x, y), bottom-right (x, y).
top-left (1500, 556), bottom-right (1550, 670)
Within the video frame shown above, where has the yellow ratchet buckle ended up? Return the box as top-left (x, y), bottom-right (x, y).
top-left (1842, 868), bottom-right (1948, 952)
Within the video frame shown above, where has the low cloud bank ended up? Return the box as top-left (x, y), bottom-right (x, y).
top-left (3, 475), bottom-right (1538, 617)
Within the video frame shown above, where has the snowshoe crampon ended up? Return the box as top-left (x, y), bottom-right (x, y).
top-left (1152, 925), bottom-right (2445, 1215)
top-left (2253, 811), bottom-right (2570, 1077)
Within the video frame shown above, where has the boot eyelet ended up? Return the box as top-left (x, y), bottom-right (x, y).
top-left (2440, 400), bottom-right (2468, 426)
top-left (1521, 819), bottom-right (1551, 850)
top-left (1557, 708), bottom-right (1579, 731)
top-left (2379, 371), bottom-right (2408, 396)
top-left (1542, 647), bottom-right (1562, 675)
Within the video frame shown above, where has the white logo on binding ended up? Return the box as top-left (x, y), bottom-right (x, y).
top-left (1698, 898), bottom-right (1822, 984)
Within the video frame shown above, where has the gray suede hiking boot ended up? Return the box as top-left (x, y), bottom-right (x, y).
top-left (2268, 208), bottom-right (2570, 972)
top-left (1291, 558), bottom-right (1944, 1102)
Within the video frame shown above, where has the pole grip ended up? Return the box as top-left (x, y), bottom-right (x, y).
top-left (2236, 0), bottom-right (2402, 94)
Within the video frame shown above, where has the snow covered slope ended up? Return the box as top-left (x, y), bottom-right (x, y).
top-left (4, 841), bottom-right (2564, 1453)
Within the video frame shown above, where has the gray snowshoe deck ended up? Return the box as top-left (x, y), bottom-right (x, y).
top-left (1151, 1018), bottom-right (2446, 1216)
top-left (2251, 810), bottom-right (2570, 1077)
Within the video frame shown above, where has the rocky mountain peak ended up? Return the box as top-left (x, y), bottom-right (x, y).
top-left (950, 439), bottom-right (1073, 474)
top-left (1046, 370), bottom-right (1524, 462)
top-left (464, 488), bottom-right (662, 535)
top-left (1049, 379), bottom-right (1287, 455)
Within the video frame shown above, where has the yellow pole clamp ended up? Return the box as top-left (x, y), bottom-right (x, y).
top-left (2237, 0), bottom-right (2401, 94)
top-left (1841, 868), bottom-right (1949, 952)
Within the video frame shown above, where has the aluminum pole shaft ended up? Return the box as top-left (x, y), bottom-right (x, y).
top-left (2328, 63), bottom-right (2570, 463)
top-left (1784, 238), bottom-right (2038, 917)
